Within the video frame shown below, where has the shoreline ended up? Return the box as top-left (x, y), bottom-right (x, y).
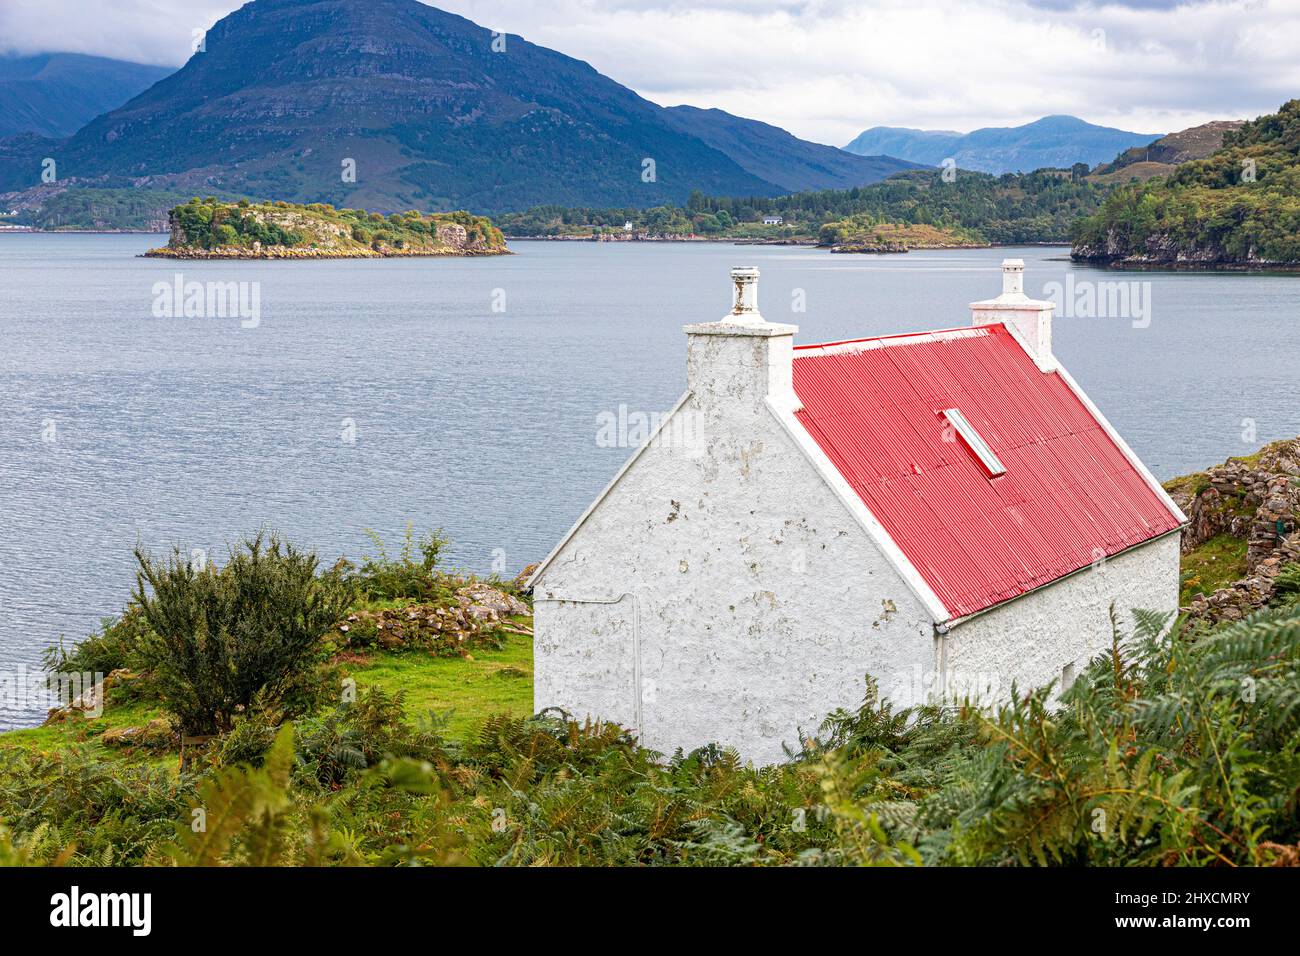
top-left (1070, 255), bottom-right (1300, 273)
top-left (1, 228), bottom-right (168, 235)
top-left (143, 245), bottom-right (512, 260)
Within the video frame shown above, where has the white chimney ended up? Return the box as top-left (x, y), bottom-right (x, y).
top-left (683, 267), bottom-right (798, 409)
top-left (730, 266), bottom-right (762, 321)
top-left (970, 258), bottom-right (1055, 372)
top-left (1002, 258), bottom-right (1024, 295)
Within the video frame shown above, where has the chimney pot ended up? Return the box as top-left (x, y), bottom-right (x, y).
top-left (731, 266), bottom-right (760, 318)
top-left (1001, 258), bottom-right (1025, 296)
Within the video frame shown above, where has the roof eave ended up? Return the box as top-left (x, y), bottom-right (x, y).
top-left (937, 525), bottom-right (1185, 631)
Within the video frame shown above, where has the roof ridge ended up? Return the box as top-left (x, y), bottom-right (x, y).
top-left (794, 325), bottom-right (992, 355)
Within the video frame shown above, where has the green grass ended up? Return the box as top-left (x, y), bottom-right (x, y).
top-left (346, 632), bottom-right (534, 741)
top-left (1, 625), bottom-right (535, 762)
top-left (1, 699), bottom-right (174, 768)
top-left (1180, 533), bottom-right (1250, 604)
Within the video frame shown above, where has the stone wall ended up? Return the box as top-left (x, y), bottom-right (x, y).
top-left (1168, 438), bottom-right (1300, 623)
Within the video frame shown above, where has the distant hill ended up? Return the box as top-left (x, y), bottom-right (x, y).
top-left (844, 115), bottom-right (1162, 174)
top-left (1090, 120), bottom-right (1246, 182)
top-left (662, 105), bottom-right (919, 192)
top-left (1072, 100), bottom-right (1300, 268)
top-left (0, 0), bottom-right (900, 214)
top-left (0, 53), bottom-right (171, 138)
top-left (498, 167), bottom-right (1112, 245)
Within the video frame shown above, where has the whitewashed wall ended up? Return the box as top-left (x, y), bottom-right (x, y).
top-left (940, 532), bottom-right (1182, 703)
top-left (533, 324), bottom-right (938, 765)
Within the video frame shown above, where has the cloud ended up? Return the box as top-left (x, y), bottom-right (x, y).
top-left (1, 0), bottom-right (1295, 145)
top-left (0, 0), bottom-right (233, 67)
top-left (448, 0), bottom-right (1300, 143)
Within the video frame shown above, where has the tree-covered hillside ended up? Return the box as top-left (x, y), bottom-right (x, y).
top-left (498, 167), bottom-right (1110, 244)
top-left (1072, 100), bottom-right (1300, 266)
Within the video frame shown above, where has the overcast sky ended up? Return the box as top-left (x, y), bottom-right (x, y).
top-left (2, 0), bottom-right (1297, 145)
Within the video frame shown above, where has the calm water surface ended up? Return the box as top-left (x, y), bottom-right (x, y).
top-left (1, 235), bottom-right (1297, 727)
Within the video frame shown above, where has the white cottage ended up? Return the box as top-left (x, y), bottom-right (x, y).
top-left (529, 261), bottom-right (1185, 764)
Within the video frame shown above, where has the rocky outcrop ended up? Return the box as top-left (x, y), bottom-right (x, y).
top-left (1168, 438), bottom-right (1300, 623)
top-left (1072, 230), bottom-right (1299, 270)
top-left (830, 240), bottom-right (910, 254)
top-left (822, 221), bottom-right (986, 254)
top-left (43, 667), bottom-right (143, 724)
top-left (335, 583), bottom-right (531, 656)
top-left (455, 583), bottom-right (530, 619)
top-left (1093, 120), bottom-right (1245, 177)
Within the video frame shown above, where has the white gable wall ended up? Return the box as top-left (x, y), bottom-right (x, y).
top-left (533, 324), bottom-right (938, 764)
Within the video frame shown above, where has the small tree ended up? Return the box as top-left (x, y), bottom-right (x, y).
top-left (133, 533), bottom-right (349, 737)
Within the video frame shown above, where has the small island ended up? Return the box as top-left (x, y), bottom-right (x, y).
top-left (145, 197), bottom-right (509, 259)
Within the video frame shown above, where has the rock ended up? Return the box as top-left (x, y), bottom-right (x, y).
top-left (333, 591), bottom-right (525, 658)
top-left (455, 583), bottom-right (530, 617)
top-left (101, 718), bottom-right (174, 750)
top-left (514, 563), bottom-right (540, 591)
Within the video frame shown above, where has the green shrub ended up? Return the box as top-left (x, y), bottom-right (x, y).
top-left (215, 712), bottom-right (279, 769)
top-left (43, 607), bottom-right (153, 676)
top-left (132, 533), bottom-right (350, 736)
top-left (295, 687), bottom-right (447, 787)
top-left (345, 525), bottom-right (450, 602)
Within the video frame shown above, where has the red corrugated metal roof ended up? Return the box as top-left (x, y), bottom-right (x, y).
top-left (791, 324), bottom-right (1181, 619)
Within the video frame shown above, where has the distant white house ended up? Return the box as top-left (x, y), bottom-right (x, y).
top-left (762, 215), bottom-right (783, 225)
top-left (529, 261), bottom-right (1184, 764)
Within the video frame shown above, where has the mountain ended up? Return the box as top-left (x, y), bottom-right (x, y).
top-left (1090, 120), bottom-right (1246, 182)
top-left (1072, 100), bottom-right (1300, 267)
top-left (662, 105), bottom-right (919, 192)
top-left (843, 115), bottom-right (1162, 174)
top-left (0, 53), bottom-right (172, 138)
top-left (0, 0), bottom-right (831, 212)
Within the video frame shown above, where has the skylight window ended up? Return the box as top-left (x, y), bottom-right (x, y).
top-left (943, 408), bottom-right (1006, 477)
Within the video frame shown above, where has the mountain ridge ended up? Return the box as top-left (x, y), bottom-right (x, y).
top-left (662, 105), bottom-right (920, 193)
top-left (0, 52), bottom-right (172, 139)
top-left (0, 0), bottom-right (912, 213)
top-left (844, 114), bottom-right (1162, 174)
top-left (0, 0), bottom-right (780, 211)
